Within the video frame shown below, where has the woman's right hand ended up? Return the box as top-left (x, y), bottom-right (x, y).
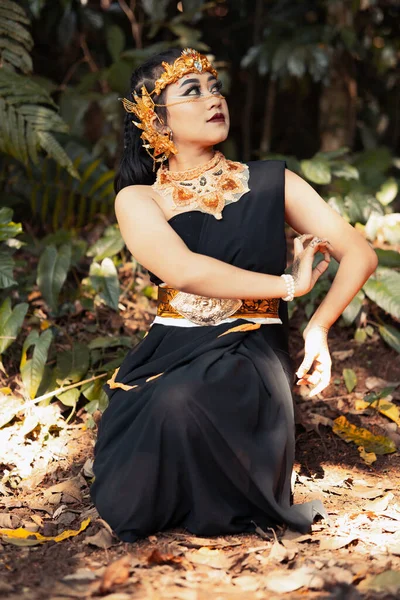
top-left (291, 234), bottom-right (334, 297)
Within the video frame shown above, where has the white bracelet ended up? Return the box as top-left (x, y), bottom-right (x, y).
top-left (281, 274), bottom-right (295, 302)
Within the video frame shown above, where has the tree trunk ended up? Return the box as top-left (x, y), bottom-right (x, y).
top-left (319, 1), bottom-right (357, 151)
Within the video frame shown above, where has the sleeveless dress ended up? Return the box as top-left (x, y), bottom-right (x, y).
top-left (90, 159), bottom-right (326, 543)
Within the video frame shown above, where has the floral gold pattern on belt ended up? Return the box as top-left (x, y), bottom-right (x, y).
top-left (157, 286), bottom-right (280, 326)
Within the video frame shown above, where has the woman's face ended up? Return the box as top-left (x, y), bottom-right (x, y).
top-left (161, 70), bottom-right (230, 149)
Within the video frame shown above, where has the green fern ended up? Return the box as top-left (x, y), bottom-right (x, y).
top-left (0, 0), bottom-right (33, 74)
top-left (0, 2), bottom-right (79, 178)
top-left (0, 70), bottom-right (79, 177)
top-left (1, 147), bottom-right (115, 229)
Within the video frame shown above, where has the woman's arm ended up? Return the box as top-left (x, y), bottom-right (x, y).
top-left (284, 168), bottom-right (378, 331)
top-left (115, 185), bottom-right (287, 299)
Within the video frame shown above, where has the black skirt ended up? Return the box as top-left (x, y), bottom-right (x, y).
top-left (90, 159), bottom-right (326, 542)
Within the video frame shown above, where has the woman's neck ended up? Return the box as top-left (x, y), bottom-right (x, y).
top-left (166, 147), bottom-right (215, 173)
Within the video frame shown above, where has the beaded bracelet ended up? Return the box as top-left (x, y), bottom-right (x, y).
top-left (281, 274), bottom-right (295, 302)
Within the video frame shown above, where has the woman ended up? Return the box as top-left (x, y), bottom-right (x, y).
top-left (90, 48), bottom-right (378, 543)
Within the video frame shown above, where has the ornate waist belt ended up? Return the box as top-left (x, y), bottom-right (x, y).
top-left (156, 286), bottom-right (280, 327)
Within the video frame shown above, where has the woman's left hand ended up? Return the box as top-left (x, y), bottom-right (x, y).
top-left (295, 325), bottom-right (331, 397)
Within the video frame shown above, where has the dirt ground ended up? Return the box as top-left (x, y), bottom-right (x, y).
top-left (1, 303), bottom-right (400, 600)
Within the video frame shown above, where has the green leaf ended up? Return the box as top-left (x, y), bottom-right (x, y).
top-left (354, 328), bottom-right (367, 343)
top-left (0, 218), bottom-right (22, 241)
top-left (57, 388), bottom-right (80, 408)
top-left (55, 342), bottom-right (90, 384)
top-left (0, 298), bottom-right (28, 354)
top-left (375, 249), bottom-right (400, 269)
top-left (37, 244), bottom-right (72, 313)
top-left (89, 258), bottom-right (120, 311)
top-left (376, 177), bottom-right (398, 206)
top-left (379, 324), bottom-right (400, 354)
top-left (106, 25), bottom-right (125, 62)
top-left (37, 132), bottom-right (79, 179)
top-left (300, 158), bottom-right (331, 184)
top-left (0, 249), bottom-right (17, 288)
top-left (331, 163), bottom-right (359, 180)
top-left (343, 368), bottom-right (357, 393)
top-left (341, 290), bottom-right (364, 325)
top-left (20, 329), bottom-right (53, 398)
top-left (84, 389), bottom-right (109, 413)
top-left (86, 225), bottom-right (124, 261)
top-left (363, 267), bottom-right (400, 320)
top-left (87, 336), bottom-right (132, 350)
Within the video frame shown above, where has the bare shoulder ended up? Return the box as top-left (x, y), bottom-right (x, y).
top-left (115, 184), bottom-right (164, 219)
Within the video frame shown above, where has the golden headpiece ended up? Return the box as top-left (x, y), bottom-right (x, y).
top-left (120, 48), bottom-right (220, 170)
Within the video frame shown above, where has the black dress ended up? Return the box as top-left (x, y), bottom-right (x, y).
top-left (90, 159), bottom-right (326, 543)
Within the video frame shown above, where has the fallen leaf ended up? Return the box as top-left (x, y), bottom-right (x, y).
top-left (84, 527), bottom-right (114, 549)
top-left (99, 556), bottom-right (131, 594)
top-left (147, 548), bottom-right (185, 568)
top-left (232, 575), bottom-right (260, 591)
top-left (99, 595), bottom-right (132, 600)
top-left (321, 566), bottom-right (353, 586)
top-left (176, 535), bottom-right (242, 549)
top-left (350, 485), bottom-right (385, 500)
top-left (185, 547), bottom-right (240, 570)
top-left (358, 446), bottom-right (377, 465)
top-left (281, 530), bottom-right (312, 544)
top-left (0, 517), bottom-right (90, 544)
top-left (269, 540), bottom-right (296, 562)
top-left (360, 570), bottom-right (400, 592)
top-left (319, 535), bottom-right (358, 550)
top-left (264, 567), bottom-right (324, 593)
top-left (365, 377), bottom-right (399, 391)
top-left (343, 368), bottom-right (357, 393)
top-left (364, 492), bottom-right (394, 513)
top-left (332, 416), bottom-right (396, 455)
top-left (387, 543), bottom-right (400, 556)
top-left (43, 477), bottom-right (82, 503)
top-left (356, 398), bottom-right (400, 426)
top-left (332, 349), bottom-right (354, 361)
top-left (0, 513), bottom-right (21, 528)
top-left (82, 458), bottom-right (94, 478)
top-left (63, 568), bottom-right (98, 582)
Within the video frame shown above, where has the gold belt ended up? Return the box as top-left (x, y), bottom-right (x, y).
top-left (157, 286), bottom-right (280, 326)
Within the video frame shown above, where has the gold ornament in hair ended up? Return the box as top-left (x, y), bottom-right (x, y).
top-left (120, 48), bottom-right (220, 169)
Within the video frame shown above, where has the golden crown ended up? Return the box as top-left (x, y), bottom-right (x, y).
top-left (120, 48), bottom-right (219, 168)
top-left (152, 48), bottom-right (218, 96)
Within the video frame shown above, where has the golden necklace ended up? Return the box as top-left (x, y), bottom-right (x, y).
top-left (152, 151), bottom-right (250, 220)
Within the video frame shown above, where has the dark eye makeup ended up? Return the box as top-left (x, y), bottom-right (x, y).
top-left (184, 80), bottom-right (223, 96)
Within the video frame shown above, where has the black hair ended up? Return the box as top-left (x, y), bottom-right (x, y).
top-left (114, 48), bottom-right (183, 193)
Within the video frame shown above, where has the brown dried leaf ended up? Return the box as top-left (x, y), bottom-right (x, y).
top-left (185, 547), bottom-right (241, 570)
top-left (269, 540), bottom-right (296, 562)
top-left (332, 349), bottom-right (354, 361)
top-left (364, 492), bottom-right (394, 513)
top-left (43, 477), bottom-right (82, 502)
top-left (147, 548), bottom-right (185, 568)
top-left (0, 513), bottom-right (21, 528)
top-left (281, 530), bottom-right (313, 544)
top-left (99, 556), bottom-right (131, 594)
top-left (176, 535), bottom-right (242, 549)
top-left (319, 535), bottom-right (358, 551)
top-left (84, 527), bottom-right (114, 549)
top-left (350, 485), bottom-right (386, 500)
top-left (365, 377), bottom-right (399, 391)
top-left (232, 575), bottom-right (260, 591)
top-left (265, 567), bottom-right (324, 593)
